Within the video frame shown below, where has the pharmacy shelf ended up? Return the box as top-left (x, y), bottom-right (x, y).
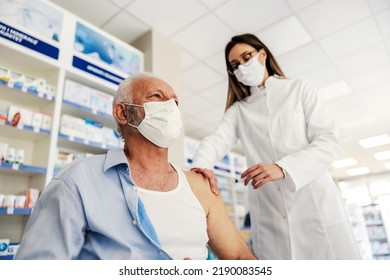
top-left (0, 207), bottom-right (33, 215)
top-left (0, 123), bottom-right (51, 142)
top-left (0, 255), bottom-right (14, 260)
top-left (0, 162), bottom-right (46, 176)
top-left (62, 100), bottom-right (114, 127)
top-left (58, 133), bottom-right (118, 154)
top-left (0, 80), bottom-right (55, 105)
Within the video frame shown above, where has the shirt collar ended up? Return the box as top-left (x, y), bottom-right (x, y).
top-left (104, 148), bottom-right (128, 172)
top-left (250, 75), bottom-right (279, 94)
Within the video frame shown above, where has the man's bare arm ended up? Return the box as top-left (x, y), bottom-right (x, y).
top-left (185, 171), bottom-right (257, 260)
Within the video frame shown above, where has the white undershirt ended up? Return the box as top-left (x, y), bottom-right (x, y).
top-left (137, 166), bottom-right (209, 260)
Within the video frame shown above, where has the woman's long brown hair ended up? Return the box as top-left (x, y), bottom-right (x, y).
top-left (224, 34), bottom-right (286, 110)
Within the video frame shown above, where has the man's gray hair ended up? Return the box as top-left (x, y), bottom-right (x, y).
top-left (113, 72), bottom-right (158, 137)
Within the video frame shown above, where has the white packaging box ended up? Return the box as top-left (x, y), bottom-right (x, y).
top-left (90, 89), bottom-right (114, 115)
top-left (8, 105), bottom-right (33, 126)
top-left (64, 79), bottom-right (91, 108)
top-left (102, 127), bottom-right (120, 147)
top-left (84, 119), bottom-right (103, 143)
top-left (31, 111), bottom-right (43, 129)
top-left (9, 71), bottom-right (25, 88)
top-left (25, 188), bottom-right (40, 208)
top-left (0, 66), bottom-right (10, 82)
top-left (41, 113), bottom-right (52, 130)
top-left (0, 239), bottom-right (10, 256)
top-left (24, 75), bottom-right (46, 93)
top-left (60, 114), bottom-right (86, 139)
top-left (45, 84), bottom-right (56, 97)
top-left (0, 142), bottom-right (8, 162)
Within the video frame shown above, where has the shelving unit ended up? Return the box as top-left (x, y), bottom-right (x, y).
top-left (362, 204), bottom-right (390, 259)
top-left (0, 2), bottom-right (143, 250)
top-left (345, 203), bottom-right (373, 259)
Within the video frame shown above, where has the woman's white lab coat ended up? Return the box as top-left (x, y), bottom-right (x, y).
top-left (192, 76), bottom-right (361, 259)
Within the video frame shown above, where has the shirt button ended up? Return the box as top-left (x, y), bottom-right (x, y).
top-left (133, 220), bottom-right (137, 225)
top-left (132, 186), bottom-right (137, 190)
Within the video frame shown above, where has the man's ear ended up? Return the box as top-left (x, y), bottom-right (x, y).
top-left (113, 103), bottom-right (127, 125)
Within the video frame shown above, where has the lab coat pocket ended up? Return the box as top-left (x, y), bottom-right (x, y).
top-left (279, 112), bottom-right (308, 151)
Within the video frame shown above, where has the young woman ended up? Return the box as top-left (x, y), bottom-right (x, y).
top-left (191, 33), bottom-right (361, 260)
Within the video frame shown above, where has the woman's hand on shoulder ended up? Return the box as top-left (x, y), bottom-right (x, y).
top-left (190, 167), bottom-right (219, 195)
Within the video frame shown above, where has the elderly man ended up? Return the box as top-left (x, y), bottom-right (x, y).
top-left (15, 72), bottom-right (256, 260)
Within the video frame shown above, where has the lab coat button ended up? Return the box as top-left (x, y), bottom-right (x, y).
top-left (283, 216), bottom-right (287, 219)
top-left (277, 187), bottom-right (281, 191)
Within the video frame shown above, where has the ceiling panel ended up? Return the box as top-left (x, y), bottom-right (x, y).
top-left (172, 14), bottom-right (233, 60)
top-left (285, 0), bottom-right (320, 12)
top-left (335, 44), bottom-right (390, 77)
top-left (319, 18), bottom-right (383, 61)
top-left (278, 43), bottom-right (329, 77)
top-left (203, 52), bottom-right (227, 76)
top-left (180, 51), bottom-right (199, 70)
top-left (199, 0), bottom-right (228, 10)
top-left (195, 81), bottom-right (228, 106)
top-left (367, 0), bottom-right (390, 13)
top-left (102, 11), bottom-right (149, 43)
top-left (182, 63), bottom-right (224, 92)
top-left (256, 16), bottom-right (312, 56)
top-left (214, 0), bottom-right (292, 34)
top-left (50, 0), bottom-right (119, 26)
top-left (108, 0), bottom-right (133, 8)
top-left (126, 0), bottom-right (208, 36)
top-left (376, 9), bottom-right (390, 39)
top-left (298, 0), bottom-right (370, 39)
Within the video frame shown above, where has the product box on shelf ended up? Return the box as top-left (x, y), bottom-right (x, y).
top-left (7, 105), bottom-right (33, 127)
top-left (90, 89), bottom-right (114, 115)
top-left (45, 84), bottom-right (56, 97)
top-left (0, 66), bottom-right (10, 83)
top-left (102, 127), bottom-right (120, 147)
top-left (9, 71), bottom-right (25, 89)
top-left (0, 109), bottom-right (8, 125)
top-left (0, 142), bottom-right (8, 162)
top-left (24, 76), bottom-right (46, 93)
top-left (84, 119), bottom-right (104, 143)
top-left (60, 114), bottom-right (87, 139)
top-left (63, 79), bottom-right (91, 108)
top-left (41, 113), bottom-right (52, 130)
top-left (0, 239), bottom-right (10, 256)
top-left (24, 188), bottom-right (40, 209)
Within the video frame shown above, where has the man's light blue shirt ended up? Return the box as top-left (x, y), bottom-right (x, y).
top-left (15, 149), bottom-right (172, 260)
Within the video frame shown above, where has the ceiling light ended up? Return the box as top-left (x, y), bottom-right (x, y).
top-left (385, 163), bottom-right (390, 169)
top-left (346, 167), bottom-right (370, 176)
top-left (359, 134), bottom-right (390, 148)
top-left (332, 158), bottom-right (357, 168)
top-left (374, 150), bottom-right (390, 160)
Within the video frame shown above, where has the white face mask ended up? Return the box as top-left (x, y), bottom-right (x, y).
top-left (234, 53), bottom-right (266, 87)
top-left (126, 99), bottom-right (182, 148)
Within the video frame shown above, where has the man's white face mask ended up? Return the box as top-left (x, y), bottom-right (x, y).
top-left (234, 53), bottom-right (266, 87)
top-left (124, 99), bottom-right (183, 148)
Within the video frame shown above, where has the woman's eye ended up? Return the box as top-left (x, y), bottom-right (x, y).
top-left (242, 54), bottom-right (251, 62)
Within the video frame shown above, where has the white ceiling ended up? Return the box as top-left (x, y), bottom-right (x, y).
top-left (49, 0), bottom-right (390, 180)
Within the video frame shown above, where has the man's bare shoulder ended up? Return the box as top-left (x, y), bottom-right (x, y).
top-left (183, 170), bottom-right (221, 213)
